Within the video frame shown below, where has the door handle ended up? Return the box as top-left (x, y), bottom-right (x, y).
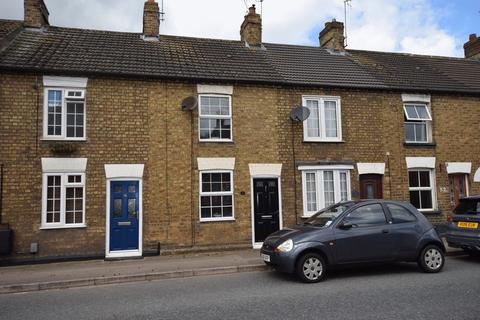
top-left (382, 229), bottom-right (389, 234)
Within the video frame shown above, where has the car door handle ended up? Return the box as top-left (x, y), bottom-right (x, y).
top-left (382, 229), bottom-right (389, 234)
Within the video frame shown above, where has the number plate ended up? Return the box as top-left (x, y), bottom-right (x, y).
top-left (458, 221), bottom-right (478, 229)
top-left (261, 254), bottom-right (270, 262)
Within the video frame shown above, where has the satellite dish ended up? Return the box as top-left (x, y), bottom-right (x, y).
top-left (290, 106), bottom-right (310, 121)
top-left (181, 96), bottom-right (198, 111)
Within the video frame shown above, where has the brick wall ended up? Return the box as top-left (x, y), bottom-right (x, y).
top-left (1, 72), bottom-right (479, 260)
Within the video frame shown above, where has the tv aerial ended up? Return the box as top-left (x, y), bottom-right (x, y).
top-left (181, 96), bottom-right (198, 111)
top-left (290, 106), bottom-right (310, 122)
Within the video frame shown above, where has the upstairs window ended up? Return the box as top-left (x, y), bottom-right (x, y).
top-left (44, 88), bottom-right (86, 140)
top-left (303, 96), bottom-right (342, 142)
top-left (199, 95), bottom-right (232, 142)
top-left (404, 104), bottom-right (432, 143)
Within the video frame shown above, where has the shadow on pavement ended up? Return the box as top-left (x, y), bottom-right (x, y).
top-left (263, 262), bottom-right (429, 283)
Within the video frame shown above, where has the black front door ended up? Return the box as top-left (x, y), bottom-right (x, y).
top-left (253, 178), bottom-right (280, 243)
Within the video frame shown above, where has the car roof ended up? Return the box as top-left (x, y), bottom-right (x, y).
top-left (349, 199), bottom-right (412, 205)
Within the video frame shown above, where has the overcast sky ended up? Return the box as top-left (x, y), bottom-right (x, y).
top-left (1, 0), bottom-right (479, 57)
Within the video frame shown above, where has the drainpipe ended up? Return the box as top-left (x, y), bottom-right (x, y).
top-left (0, 163), bottom-right (3, 225)
top-left (291, 120), bottom-right (299, 225)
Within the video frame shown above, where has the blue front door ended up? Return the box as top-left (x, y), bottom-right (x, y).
top-left (110, 181), bottom-right (139, 252)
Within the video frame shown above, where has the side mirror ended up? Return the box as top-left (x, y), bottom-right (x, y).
top-left (338, 221), bottom-right (354, 230)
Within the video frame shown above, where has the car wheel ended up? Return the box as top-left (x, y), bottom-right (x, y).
top-left (296, 253), bottom-right (326, 283)
top-left (418, 245), bottom-right (445, 273)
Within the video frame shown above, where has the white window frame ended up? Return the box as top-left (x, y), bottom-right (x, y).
top-left (41, 172), bottom-right (86, 229)
top-left (43, 87), bottom-right (87, 141)
top-left (198, 94), bottom-right (233, 142)
top-left (302, 95), bottom-right (342, 142)
top-left (403, 103), bottom-right (432, 143)
top-left (408, 169), bottom-right (437, 212)
top-left (301, 169), bottom-right (351, 217)
top-left (199, 170), bottom-right (235, 222)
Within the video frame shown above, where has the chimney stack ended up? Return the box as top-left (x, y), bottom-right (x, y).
top-left (24, 0), bottom-right (49, 28)
top-left (240, 5), bottom-right (262, 47)
top-left (464, 34), bottom-right (480, 60)
top-left (319, 19), bottom-right (345, 51)
top-left (143, 0), bottom-right (160, 39)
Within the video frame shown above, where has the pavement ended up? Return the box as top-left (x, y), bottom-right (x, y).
top-left (1, 255), bottom-right (479, 320)
top-left (0, 239), bottom-right (464, 295)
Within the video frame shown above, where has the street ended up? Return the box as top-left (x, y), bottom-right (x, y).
top-left (0, 255), bottom-right (479, 320)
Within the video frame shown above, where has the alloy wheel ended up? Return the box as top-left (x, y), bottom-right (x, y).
top-left (303, 257), bottom-right (323, 280)
top-left (424, 248), bottom-right (443, 270)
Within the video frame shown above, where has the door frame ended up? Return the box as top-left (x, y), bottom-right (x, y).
top-left (105, 177), bottom-right (143, 259)
top-left (250, 175), bottom-right (283, 249)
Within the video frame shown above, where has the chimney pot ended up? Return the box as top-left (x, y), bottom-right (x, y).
top-left (319, 19), bottom-right (345, 51)
top-left (24, 0), bottom-right (49, 28)
top-left (143, 0), bottom-right (160, 39)
top-left (240, 5), bottom-right (262, 47)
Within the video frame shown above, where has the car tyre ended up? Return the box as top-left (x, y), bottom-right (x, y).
top-left (296, 253), bottom-right (326, 283)
top-left (418, 244), bottom-right (445, 273)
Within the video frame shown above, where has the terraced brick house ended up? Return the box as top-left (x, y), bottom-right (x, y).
top-left (0, 0), bottom-right (479, 262)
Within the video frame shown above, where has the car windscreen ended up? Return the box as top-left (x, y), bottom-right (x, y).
top-left (304, 202), bottom-right (354, 227)
top-left (454, 199), bottom-right (480, 215)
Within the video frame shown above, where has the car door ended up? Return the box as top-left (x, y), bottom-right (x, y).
top-left (334, 203), bottom-right (393, 264)
top-left (385, 203), bottom-right (422, 260)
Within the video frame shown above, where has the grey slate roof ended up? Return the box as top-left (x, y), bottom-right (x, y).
top-left (0, 19), bottom-right (479, 94)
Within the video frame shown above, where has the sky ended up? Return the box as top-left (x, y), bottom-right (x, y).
top-left (1, 0), bottom-right (479, 57)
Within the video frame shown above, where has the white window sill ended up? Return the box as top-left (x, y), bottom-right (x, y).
top-left (199, 139), bottom-right (233, 143)
top-left (303, 139), bottom-right (344, 143)
top-left (200, 218), bottom-right (235, 223)
top-left (40, 224), bottom-right (87, 230)
top-left (41, 138), bottom-right (87, 142)
top-left (301, 215), bottom-right (314, 219)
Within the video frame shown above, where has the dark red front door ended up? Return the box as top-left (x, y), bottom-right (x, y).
top-left (449, 174), bottom-right (468, 208)
top-left (359, 174), bottom-right (383, 199)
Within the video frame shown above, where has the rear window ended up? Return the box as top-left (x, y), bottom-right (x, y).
top-left (454, 200), bottom-right (480, 215)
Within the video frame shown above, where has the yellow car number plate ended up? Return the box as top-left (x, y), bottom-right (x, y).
top-left (458, 221), bottom-right (478, 229)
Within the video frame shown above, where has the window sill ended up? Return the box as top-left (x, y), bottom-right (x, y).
top-left (199, 140), bottom-right (234, 144)
top-left (41, 138), bottom-right (87, 142)
top-left (418, 210), bottom-right (442, 216)
top-left (301, 215), bottom-right (313, 219)
top-left (303, 140), bottom-right (345, 144)
top-left (199, 218), bottom-right (235, 223)
top-left (40, 224), bottom-right (87, 230)
top-left (404, 142), bottom-right (436, 147)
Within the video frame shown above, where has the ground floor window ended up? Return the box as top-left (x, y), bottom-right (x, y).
top-left (302, 169), bottom-right (351, 216)
top-left (408, 169), bottom-right (436, 211)
top-left (199, 171), bottom-right (234, 221)
top-left (449, 174), bottom-right (468, 208)
top-left (42, 173), bottom-right (85, 228)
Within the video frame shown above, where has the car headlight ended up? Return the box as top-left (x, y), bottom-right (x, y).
top-left (276, 239), bottom-right (294, 253)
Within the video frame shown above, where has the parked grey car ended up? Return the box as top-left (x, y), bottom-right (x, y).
top-left (261, 200), bottom-right (445, 283)
top-left (445, 196), bottom-right (480, 256)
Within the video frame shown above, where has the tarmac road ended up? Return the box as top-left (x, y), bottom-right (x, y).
top-left (1, 255), bottom-right (479, 320)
